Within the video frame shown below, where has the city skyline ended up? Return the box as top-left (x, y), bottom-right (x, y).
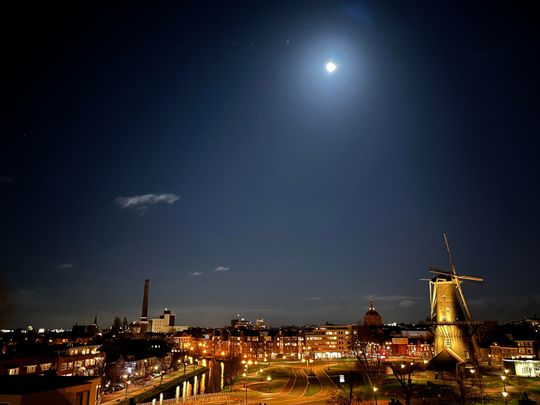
top-left (2, 1), bottom-right (540, 329)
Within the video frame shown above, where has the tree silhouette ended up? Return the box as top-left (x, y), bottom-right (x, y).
top-left (112, 316), bottom-right (122, 332)
top-left (389, 362), bottom-right (421, 405)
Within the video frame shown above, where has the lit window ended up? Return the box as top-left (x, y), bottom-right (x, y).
top-left (8, 368), bottom-right (20, 375)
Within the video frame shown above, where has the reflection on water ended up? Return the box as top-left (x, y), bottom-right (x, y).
top-left (200, 372), bottom-right (205, 395)
top-left (220, 362), bottom-right (224, 390)
top-left (148, 360), bottom-right (228, 402)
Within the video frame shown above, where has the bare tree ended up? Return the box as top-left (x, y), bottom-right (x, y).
top-left (509, 374), bottom-right (532, 402)
top-left (389, 362), bottom-right (421, 405)
top-left (350, 332), bottom-right (385, 389)
top-left (105, 355), bottom-right (126, 385)
top-left (223, 356), bottom-right (241, 388)
top-left (112, 316), bottom-right (122, 332)
top-left (335, 364), bottom-right (365, 405)
top-left (440, 365), bottom-right (483, 405)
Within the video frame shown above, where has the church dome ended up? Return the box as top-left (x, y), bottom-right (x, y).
top-left (363, 302), bottom-right (383, 327)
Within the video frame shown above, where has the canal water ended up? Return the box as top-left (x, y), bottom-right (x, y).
top-left (147, 359), bottom-right (227, 402)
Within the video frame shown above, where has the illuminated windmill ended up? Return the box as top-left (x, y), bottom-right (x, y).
top-left (422, 233), bottom-right (484, 365)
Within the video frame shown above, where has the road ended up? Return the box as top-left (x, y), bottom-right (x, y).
top-left (101, 365), bottom-right (202, 405)
top-left (232, 362), bottom-right (340, 405)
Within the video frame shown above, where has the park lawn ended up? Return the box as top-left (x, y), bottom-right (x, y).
top-left (305, 379), bottom-right (322, 397)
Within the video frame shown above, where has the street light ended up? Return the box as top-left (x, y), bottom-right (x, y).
top-left (373, 386), bottom-right (379, 405)
top-left (302, 358), bottom-right (314, 397)
top-left (242, 372), bottom-right (248, 404)
top-left (123, 374), bottom-right (129, 399)
top-left (502, 389), bottom-right (509, 404)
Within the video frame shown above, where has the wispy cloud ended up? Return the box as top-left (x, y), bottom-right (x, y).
top-left (57, 263), bottom-right (75, 270)
top-left (361, 294), bottom-right (420, 302)
top-left (189, 272), bottom-right (204, 277)
top-left (115, 193), bottom-right (179, 214)
top-left (359, 294), bottom-right (421, 311)
top-left (214, 266), bottom-right (229, 272)
top-left (0, 176), bottom-right (14, 184)
top-left (305, 297), bottom-right (322, 301)
top-left (397, 299), bottom-right (416, 308)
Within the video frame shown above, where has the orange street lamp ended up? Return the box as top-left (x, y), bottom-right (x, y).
top-left (123, 374), bottom-right (129, 398)
top-left (502, 390), bottom-right (509, 404)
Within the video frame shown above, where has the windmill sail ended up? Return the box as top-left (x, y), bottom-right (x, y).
top-left (424, 233), bottom-right (484, 366)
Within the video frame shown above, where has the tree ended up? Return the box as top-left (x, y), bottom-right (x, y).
top-left (223, 356), bottom-right (242, 388)
top-left (350, 331), bottom-right (385, 389)
top-left (105, 355), bottom-right (126, 385)
top-left (389, 362), bottom-right (421, 405)
top-left (112, 316), bottom-right (122, 332)
top-left (440, 365), bottom-right (483, 405)
top-left (508, 373), bottom-right (532, 402)
top-left (335, 366), bottom-right (365, 405)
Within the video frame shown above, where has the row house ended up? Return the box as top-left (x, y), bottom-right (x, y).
top-left (0, 356), bottom-right (53, 376)
top-left (516, 339), bottom-right (537, 359)
top-left (0, 344), bottom-right (104, 377)
top-left (56, 345), bottom-right (105, 376)
top-left (123, 356), bottom-right (161, 381)
top-left (490, 342), bottom-right (518, 365)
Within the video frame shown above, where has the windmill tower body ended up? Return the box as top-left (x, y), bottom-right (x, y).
top-left (430, 277), bottom-right (475, 362)
top-left (426, 234), bottom-right (483, 365)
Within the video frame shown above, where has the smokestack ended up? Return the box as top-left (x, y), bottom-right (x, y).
top-left (140, 279), bottom-right (150, 333)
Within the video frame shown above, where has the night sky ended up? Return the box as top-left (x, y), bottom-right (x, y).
top-left (2, 1), bottom-right (539, 329)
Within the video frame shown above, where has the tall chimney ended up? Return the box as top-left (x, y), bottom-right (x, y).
top-left (140, 279), bottom-right (150, 333)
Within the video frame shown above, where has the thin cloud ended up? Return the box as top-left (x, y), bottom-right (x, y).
top-left (362, 294), bottom-right (420, 302)
top-left (115, 193), bottom-right (179, 214)
top-left (305, 297), bottom-right (322, 301)
top-left (189, 272), bottom-right (204, 277)
top-left (57, 263), bottom-right (75, 270)
top-left (214, 266), bottom-right (229, 272)
top-left (0, 176), bottom-right (14, 184)
top-left (397, 299), bottom-right (417, 308)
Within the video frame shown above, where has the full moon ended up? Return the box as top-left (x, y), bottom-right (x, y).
top-left (326, 61), bottom-right (337, 73)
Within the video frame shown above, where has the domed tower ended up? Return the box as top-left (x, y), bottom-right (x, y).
top-left (363, 301), bottom-right (383, 328)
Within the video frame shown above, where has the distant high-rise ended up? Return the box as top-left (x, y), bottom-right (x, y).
top-left (140, 279), bottom-right (150, 334)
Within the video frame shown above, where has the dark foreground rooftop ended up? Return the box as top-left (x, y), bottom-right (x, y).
top-left (0, 375), bottom-right (99, 395)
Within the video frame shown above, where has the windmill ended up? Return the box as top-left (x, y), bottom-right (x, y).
top-left (423, 233), bottom-right (484, 365)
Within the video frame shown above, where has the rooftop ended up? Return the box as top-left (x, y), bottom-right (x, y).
top-left (0, 375), bottom-right (98, 395)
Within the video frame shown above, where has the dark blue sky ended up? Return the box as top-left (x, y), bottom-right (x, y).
top-left (2, 1), bottom-right (539, 329)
